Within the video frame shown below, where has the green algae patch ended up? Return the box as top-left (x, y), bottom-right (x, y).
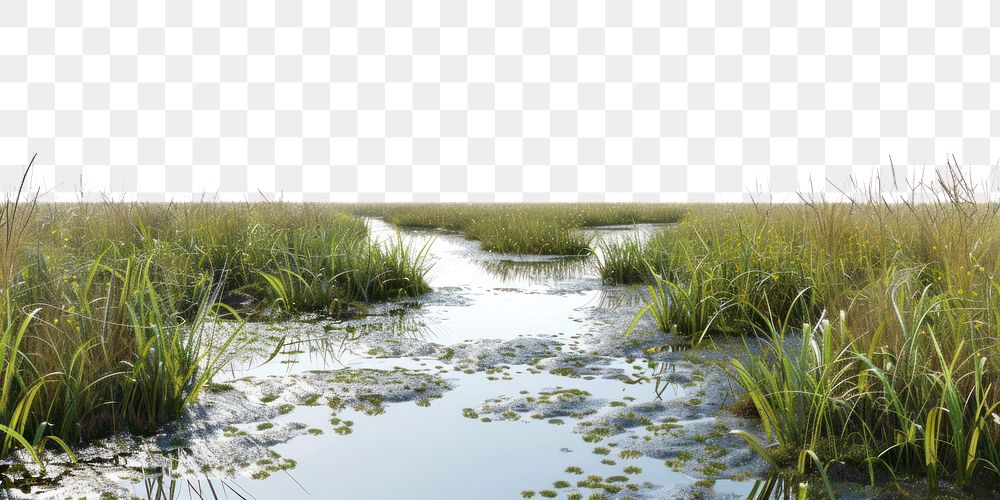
top-left (665, 451), bottom-right (693, 471)
top-left (471, 387), bottom-right (603, 422)
top-left (222, 425), bottom-right (248, 438)
top-left (250, 451), bottom-right (297, 480)
top-left (206, 383), bottom-right (235, 394)
top-left (548, 367), bottom-right (579, 378)
top-left (582, 426), bottom-right (614, 443)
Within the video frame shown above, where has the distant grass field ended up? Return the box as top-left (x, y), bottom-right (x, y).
top-left (353, 203), bottom-right (686, 255)
top-left (600, 190), bottom-right (1000, 491)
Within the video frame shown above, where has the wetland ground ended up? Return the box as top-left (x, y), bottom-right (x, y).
top-left (8, 220), bottom-right (770, 500)
top-left (2, 198), bottom-right (998, 500)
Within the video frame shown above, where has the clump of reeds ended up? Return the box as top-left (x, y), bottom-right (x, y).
top-left (613, 162), bottom-right (1000, 492)
top-left (0, 172), bottom-right (438, 467)
top-left (352, 203), bottom-right (686, 255)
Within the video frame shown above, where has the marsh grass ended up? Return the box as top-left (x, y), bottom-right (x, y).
top-left (612, 165), bottom-right (1000, 491)
top-left (36, 203), bottom-right (432, 313)
top-left (354, 204), bottom-right (685, 255)
top-left (1, 243), bottom-right (244, 465)
top-left (0, 193), bottom-right (434, 468)
top-left (467, 215), bottom-right (591, 255)
top-left (595, 235), bottom-right (647, 284)
top-left (624, 259), bottom-right (733, 345)
top-left (258, 225), bottom-right (431, 314)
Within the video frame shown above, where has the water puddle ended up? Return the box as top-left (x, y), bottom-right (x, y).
top-left (13, 221), bottom-right (767, 499)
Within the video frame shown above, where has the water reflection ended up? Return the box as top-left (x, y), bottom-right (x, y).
top-left (592, 285), bottom-right (648, 309)
top-left (132, 451), bottom-right (263, 500)
top-left (477, 256), bottom-right (594, 283)
top-left (138, 471), bottom-right (251, 500)
top-left (746, 474), bottom-right (798, 499)
top-left (26, 220), bottom-right (766, 499)
top-left (222, 309), bottom-right (437, 377)
top-left (652, 362), bottom-right (675, 401)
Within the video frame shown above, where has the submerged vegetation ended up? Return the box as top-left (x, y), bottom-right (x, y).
top-left (605, 170), bottom-right (1000, 493)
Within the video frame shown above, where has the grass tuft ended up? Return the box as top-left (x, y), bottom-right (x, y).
top-left (613, 164), bottom-right (1000, 490)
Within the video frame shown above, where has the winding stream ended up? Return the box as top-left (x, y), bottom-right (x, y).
top-left (11, 221), bottom-right (768, 500)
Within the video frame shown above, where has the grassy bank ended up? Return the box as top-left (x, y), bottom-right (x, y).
top-left (354, 203), bottom-right (685, 255)
top-left (604, 196), bottom-right (1000, 491)
top-left (0, 199), bottom-right (431, 466)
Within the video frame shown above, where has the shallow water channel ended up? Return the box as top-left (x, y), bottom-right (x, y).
top-left (12, 221), bottom-right (770, 499)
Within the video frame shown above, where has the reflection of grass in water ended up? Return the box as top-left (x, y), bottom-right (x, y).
top-left (247, 308), bottom-right (437, 373)
top-left (141, 472), bottom-right (246, 499)
top-left (478, 257), bottom-right (594, 283)
top-left (133, 447), bottom-right (301, 499)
